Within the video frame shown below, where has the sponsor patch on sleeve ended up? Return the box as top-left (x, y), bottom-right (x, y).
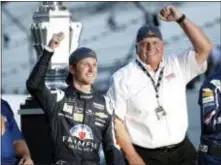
top-left (203, 102), bottom-right (216, 109)
top-left (204, 110), bottom-right (216, 124)
top-left (202, 96), bottom-right (215, 104)
top-left (210, 80), bottom-right (221, 91)
top-left (202, 88), bottom-right (213, 92)
top-left (202, 91), bottom-right (213, 97)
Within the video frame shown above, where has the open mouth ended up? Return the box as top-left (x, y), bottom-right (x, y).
top-left (147, 52), bottom-right (157, 56)
top-left (86, 74), bottom-right (94, 78)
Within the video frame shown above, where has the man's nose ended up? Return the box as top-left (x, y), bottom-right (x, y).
top-left (146, 43), bottom-right (153, 50)
top-left (88, 65), bottom-right (95, 72)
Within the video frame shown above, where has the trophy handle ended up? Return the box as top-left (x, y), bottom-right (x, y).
top-left (70, 22), bottom-right (82, 54)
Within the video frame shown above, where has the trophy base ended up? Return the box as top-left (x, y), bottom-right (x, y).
top-left (19, 97), bottom-right (55, 164)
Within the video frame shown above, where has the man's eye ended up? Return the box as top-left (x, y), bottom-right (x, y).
top-left (141, 42), bottom-right (147, 46)
top-left (81, 63), bottom-right (87, 67)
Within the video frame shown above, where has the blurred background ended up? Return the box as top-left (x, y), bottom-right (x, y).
top-left (1, 0), bottom-right (221, 150)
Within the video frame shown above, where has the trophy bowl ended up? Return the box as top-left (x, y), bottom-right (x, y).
top-left (30, 1), bottom-right (82, 90)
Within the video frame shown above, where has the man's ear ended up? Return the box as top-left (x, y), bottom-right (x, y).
top-left (69, 65), bottom-right (75, 75)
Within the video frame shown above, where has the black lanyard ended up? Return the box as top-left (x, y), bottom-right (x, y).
top-left (135, 59), bottom-right (164, 105)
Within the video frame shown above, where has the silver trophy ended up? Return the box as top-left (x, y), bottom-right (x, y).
top-left (30, 1), bottom-right (82, 89)
top-left (21, 1), bottom-right (83, 109)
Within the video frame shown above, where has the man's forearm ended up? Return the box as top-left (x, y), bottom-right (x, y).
top-left (179, 17), bottom-right (212, 63)
top-left (14, 140), bottom-right (31, 158)
top-left (26, 49), bottom-right (53, 91)
top-left (115, 118), bottom-right (139, 159)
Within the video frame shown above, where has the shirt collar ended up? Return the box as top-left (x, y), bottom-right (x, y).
top-left (65, 85), bottom-right (94, 100)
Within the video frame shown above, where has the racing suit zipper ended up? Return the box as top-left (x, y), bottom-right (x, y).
top-left (81, 99), bottom-right (87, 165)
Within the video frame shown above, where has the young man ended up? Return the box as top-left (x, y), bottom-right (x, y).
top-left (107, 5), bottom-right (213, 165)
top-left (198, 71), bottom-right (221, 165)
top-left (1, 99), bottom-right (33, 165)
top-left (26, 32), bottom-right (124, 165)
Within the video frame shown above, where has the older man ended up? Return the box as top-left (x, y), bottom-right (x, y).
top-left (107, 5), bottom-right (212, 165)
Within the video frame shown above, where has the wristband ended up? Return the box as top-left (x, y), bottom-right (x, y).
top-left (176, 14), bottom-right (186, 24)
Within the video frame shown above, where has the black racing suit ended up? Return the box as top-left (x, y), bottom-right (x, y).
top-left (26, 49), bottom-right (125, 165)
top-left (198, 72), bottom-right (221, 165)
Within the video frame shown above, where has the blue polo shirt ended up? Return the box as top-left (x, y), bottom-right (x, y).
top-left (1, 99), bottom-right (23, 165)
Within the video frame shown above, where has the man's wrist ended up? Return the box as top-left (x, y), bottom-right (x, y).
top-left (45, 46), bottom-right (54, 52)
top-left (176, 14), bottom-right (186, 24)
top-left (124, 149), bottom-right (139, 159)
top-left (22, 154), bottom-right (31, 159)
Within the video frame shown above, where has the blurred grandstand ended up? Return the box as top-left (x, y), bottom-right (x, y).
top-left (4, 1), bottom-right (220, 94)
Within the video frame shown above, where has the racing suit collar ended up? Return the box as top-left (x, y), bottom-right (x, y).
top-left (66, 85), bottom-right (94, 100)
